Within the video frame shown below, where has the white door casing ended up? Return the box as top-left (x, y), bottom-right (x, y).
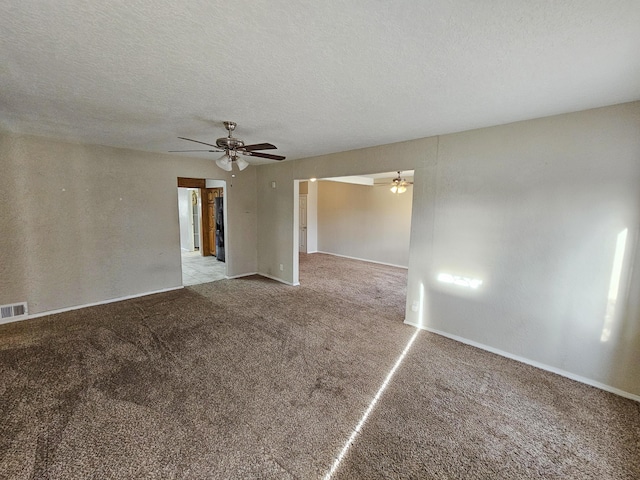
top-left (299, 194), bottom-right (307, 253)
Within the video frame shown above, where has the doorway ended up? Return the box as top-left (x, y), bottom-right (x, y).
top-left (177, 177), bottom-right (228, 285)
top-left (293, 172), bottom-right (414, 287)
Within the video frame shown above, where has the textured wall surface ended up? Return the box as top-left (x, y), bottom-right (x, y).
top-left (0, 133), bottom-right (258, 314)
top-left (256, 102), bottom-right (640, 397)
top-left (317, 181), bottom-right (413, 267)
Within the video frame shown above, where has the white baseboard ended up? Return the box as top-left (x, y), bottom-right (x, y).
top-left (225, 271), bottom-right (298, 286)
top-left (405, 321), bottom-right (640, 403)
top-left (0, 313), bottom-right (30, 326)
top-left (225, 272), bottom-right (258, 280)
top-left (258, 272), bottom-right (299, 286)
top-left (315, 251), bottom-right (408, 269)
top-left (7, 286), bottom-right (185, 324)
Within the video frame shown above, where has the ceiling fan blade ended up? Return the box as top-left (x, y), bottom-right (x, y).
top-left (245, 152), bottom-right (286, 161)
top-left (242, 143), bottom-right (277, 151)
top-left (168, 149), bottom-right (222, 152)
top-left (177, 136), bottom-right (221, 148)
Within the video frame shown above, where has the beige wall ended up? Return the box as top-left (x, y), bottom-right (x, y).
top-left (256, 102), bottom-right (640, 398)
top-left (317, 180), bottom-right (412, 267)
top-left (0, 133), bottom-right (258, 314)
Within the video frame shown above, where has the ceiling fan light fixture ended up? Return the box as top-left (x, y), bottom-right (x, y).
top-left (236, 156), bottom-right (249, 171)
top-left (388, 171), bottom-right (411, 194)
top-left (216, 155), bottom-right (232, 172)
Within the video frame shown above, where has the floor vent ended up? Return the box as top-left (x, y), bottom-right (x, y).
top-left (0, 302), bottom-right (28, 322)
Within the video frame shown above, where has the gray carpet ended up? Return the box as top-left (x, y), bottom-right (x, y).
top-left (1, 253), bottom-right (638, 479)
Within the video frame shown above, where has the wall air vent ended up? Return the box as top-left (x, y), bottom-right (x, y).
top-left (0, 302), bottom-right (28, 323)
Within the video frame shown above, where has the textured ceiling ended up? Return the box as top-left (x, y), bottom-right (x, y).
top-left (1, 1), bottom-right (639, 163)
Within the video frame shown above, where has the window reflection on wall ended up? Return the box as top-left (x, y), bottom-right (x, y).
top-left (601, 228), bottom-right (628, 342)
top-left (437, 273), bottom-right (483, 289)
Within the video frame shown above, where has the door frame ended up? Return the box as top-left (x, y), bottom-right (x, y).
top-left (299, 193), bottom-right (308, 253)
top-left (177, 177), bottom-right (228, 281)
top-left (178, 177), bottom-right (210, 255)
top-left (292, 173), bottom-right (414, 285)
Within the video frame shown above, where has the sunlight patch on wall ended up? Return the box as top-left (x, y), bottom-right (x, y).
top-left (323, 329), bottom-right (420, 479)
top-left (601, 228), bottom-right (628, 342)
top-left (419, 282), bottom-right (425, 326)
top-left (437, 272), bottom-right (483, 289)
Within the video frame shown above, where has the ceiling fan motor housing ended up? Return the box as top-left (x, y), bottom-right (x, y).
top-left (216, 136), bottom-right (245, 149)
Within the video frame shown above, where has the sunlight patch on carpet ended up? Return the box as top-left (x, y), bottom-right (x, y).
top-left (323, 328), bottom-right (420, 479)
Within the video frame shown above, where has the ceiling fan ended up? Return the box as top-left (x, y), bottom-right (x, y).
top-left (169, 121), bottom-right (286, 171)
top-left (378, 171), bottom-right (413, 194)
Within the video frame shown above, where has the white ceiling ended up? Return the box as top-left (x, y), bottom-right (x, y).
top-left (1, 1), bottom-right (639, 163)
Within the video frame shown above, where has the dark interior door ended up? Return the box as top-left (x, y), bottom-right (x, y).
top-left (206, 189), bottom-right (216, 256)
top-left (215, 196), bottom-right (225, 262)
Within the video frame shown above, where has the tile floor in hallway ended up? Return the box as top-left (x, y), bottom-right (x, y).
top-left (181, 250), bottom-right (226, 286)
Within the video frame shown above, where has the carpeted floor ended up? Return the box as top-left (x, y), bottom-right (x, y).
top-left (1, 253), bottom-right (639, 479)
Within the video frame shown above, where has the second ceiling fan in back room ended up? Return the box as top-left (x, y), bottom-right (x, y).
top-left (170, 121), bottom-right (286, 171)
top-left (389, 172), bottom-right (413, 194)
